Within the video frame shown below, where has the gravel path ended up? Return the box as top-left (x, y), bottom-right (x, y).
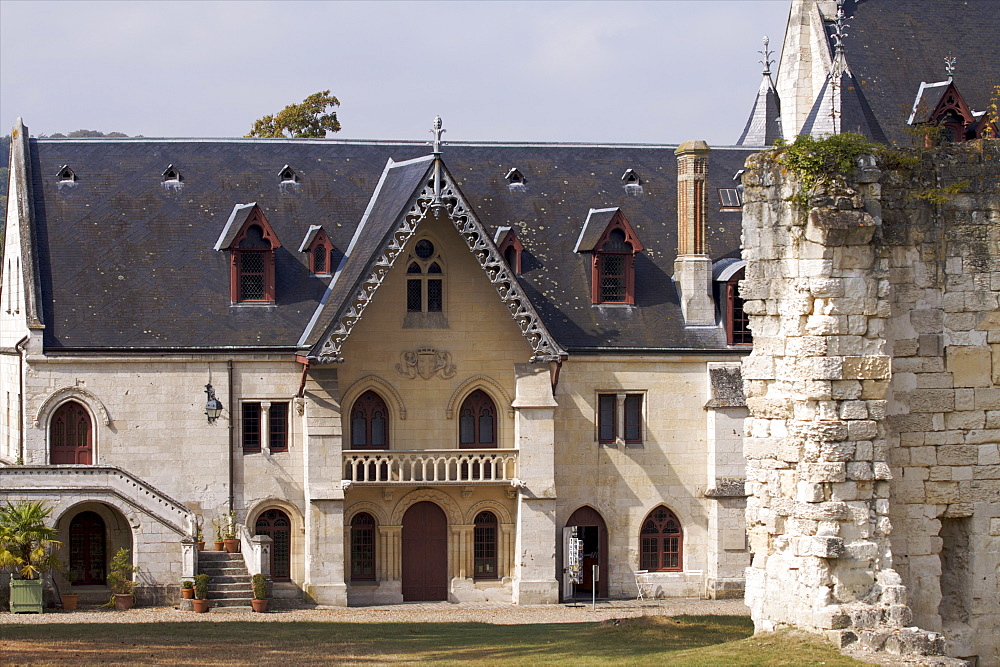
top-left (2, 598), bottom-right (749, 625)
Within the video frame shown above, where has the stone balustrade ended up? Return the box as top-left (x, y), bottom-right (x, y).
top-left (342, 449), bottom-right (518, 485)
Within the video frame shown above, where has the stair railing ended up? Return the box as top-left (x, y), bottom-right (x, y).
top-left (237, 523), bottom-right (272, 578)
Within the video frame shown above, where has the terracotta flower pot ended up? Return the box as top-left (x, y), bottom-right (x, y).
top-left (192, 599), bottom-right (210, 613)
top-left (62, 593), bottom-right (79, 610)
top-left (214, 541), bottom-right (225, 551)
top-left (114, 594), bottom-right (134, 611)
top-left (181, 588), bottom-right (194, 599)
top-left (251, 598), bottom-right (269, 613)
top-left (196, 541), bottom-right (205, 551)
top-left (223, 539), bottom-right (240, 553)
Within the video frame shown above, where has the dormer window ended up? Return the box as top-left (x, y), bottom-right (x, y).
top-left (278, 165), bottom-right (298, 183)
top-left (718, 188), bottom-right (742, 209)
top-left (622, 169), bottom-right (641, 186)
top-left (57, 165), bottom-right (76, 182)
top-left (494, 227), bottom-right (524, 275)
top-left (299, 225), bottom-right (335, 275)
top-left (505, 168), bottom-right (525, 189)
top-left (214, 203), bottom-right (281, 304)
top-left (162, 165), bottom-right (181, 182)
top-left (574, 208), bottom-right (644, 305)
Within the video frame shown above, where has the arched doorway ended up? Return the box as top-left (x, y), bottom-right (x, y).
top-left (69, 511), bottom-right (106, 585)
top-left (565, 506), bottom-right (608, 599)
top-left (401, 501), bottom-right (448, 601)
top-left (254, 509), bottom-right (291, 581)
top-left (51, 401), bottom-right (93, 464)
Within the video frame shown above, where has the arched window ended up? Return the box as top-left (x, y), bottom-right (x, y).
top-left (51, 401), bottom-right (93, 464)
top-left (640, 506), bottom-right (682, 572)
top-left (255, 509), bottom-right (291, 581)
top-left (350, 391), bottom-right (389, 449)
top-left (458, 389), bottom-right (496, 449)
top-left (726, 267), bottom-right (752, 345)
top-left (405, 239), bottom-right (444, 313)
top-left (474, 511), bottom-right (498, 580)
top-left (351, 512), bottom-right (376, 581)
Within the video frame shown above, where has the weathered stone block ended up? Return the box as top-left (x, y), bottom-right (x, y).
top-left (946, 345), bottom-right (993, 387)
top-left (842, 356), bottom-right (891, 380)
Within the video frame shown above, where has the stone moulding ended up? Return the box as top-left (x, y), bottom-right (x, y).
top-left (33, 386), bottom-right (112, 428)
top-left (388, 487), bottom-right (464, 525)
top-left (314, 165), bottom-right (567, 364)
top-left (341, 375), bottom-right (407, 421)
top-left (445, 375), bottom-right (514, 419)
top-left (396, 348), bottom-right (456, 380)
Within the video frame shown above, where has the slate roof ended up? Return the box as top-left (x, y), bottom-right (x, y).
top-left (737, 72), bottom-right (782, 147)
top-left (837, 0), bottom-right (1000, 145)
top-left (800, 67), bottom-right (889, 143)
top-left (26, 137), bottom-right (754, 354)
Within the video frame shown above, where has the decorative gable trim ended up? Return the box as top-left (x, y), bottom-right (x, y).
top-left (309, 161), bottom-right (566, 363)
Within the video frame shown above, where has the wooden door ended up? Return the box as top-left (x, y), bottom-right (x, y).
top-left (51, 401), bottom-right (93, 464)
top-left (401, 502), bottom-right (448, 601)
top-left (69, 511), bottom-right (106, 585)
top-left (255, 509), bottom-right (291, 581)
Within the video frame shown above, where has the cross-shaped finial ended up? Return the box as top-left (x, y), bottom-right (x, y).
top-left (944, 54), bottom-right (956, 76)
top-left (758, 36), bottom-right (774, 76)
top-left (431, 116), bottom-right (445, 155)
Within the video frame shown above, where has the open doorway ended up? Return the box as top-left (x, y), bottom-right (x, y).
top-left (563, 506), bottom-right (608, 600)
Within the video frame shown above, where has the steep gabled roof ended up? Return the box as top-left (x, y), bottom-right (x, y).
top-left (302, 156), bottom-right (567, 362)
top-left (737, 72), bottom-right (782, 147)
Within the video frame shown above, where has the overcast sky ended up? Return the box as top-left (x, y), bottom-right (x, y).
top-left (1, 0), bottom-right (790, 145)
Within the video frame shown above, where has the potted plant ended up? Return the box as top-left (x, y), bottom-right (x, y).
top-left (194, 516), bottom-right (205, 551)
top-left (251, 573), bottom-right (268, 613)
top-left (192, 573), bottom-right (210, 613)
top-left (0, 500), bottom-right (63, 614)
top-left (61, 569), bottom-right (79, 610)
top-left (105, 547), bottom-right (140, 611)
top-left (212, 516), bottom-right (225, 551)
top-left (181, 579), bottom-right (194, 599)
top-left (222, 511), bottom-right (240, 554)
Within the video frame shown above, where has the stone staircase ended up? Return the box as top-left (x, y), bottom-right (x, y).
top-left (198, 551), bottom-right (252, 609)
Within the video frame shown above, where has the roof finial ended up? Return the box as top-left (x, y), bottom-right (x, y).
top-left (758, 35), bottom-right (774, 76)
top-left (831, 0), bottom-right (849, 57)
top-left (431, 115), bottom-right (445, 156)
top-left (944, 53), bottom-right (956, 78)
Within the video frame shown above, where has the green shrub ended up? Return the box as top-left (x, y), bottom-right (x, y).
top-left (194, 573), bottom-right (209, 600)
top-left (252, 573), bottom-right (267, 600)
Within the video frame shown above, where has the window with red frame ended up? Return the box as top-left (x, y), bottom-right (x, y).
top-left (597, 393), bottom-right (643, 445)
top-left (640, 506), bottom-right (682, 571)
top-left (589, 214), bottom-right (642, 304)
top-left (305, 229), bottom-right (334, 275)
top-left (350, 390), bottom-right (389, 449)
top-left (458, 389), bottom-right (496, 448)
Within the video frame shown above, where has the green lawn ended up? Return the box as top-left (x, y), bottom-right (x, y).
top-left (3, 615), bottom-right (864, 665)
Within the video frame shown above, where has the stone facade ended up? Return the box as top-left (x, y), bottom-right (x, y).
top-left (741, 140), bottom-right (1000, 663)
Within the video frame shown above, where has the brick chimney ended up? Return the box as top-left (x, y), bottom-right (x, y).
top-left (674, 140), bottom-right (715, 326)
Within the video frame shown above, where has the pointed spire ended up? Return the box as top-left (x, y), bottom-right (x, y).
top-left (830, 0), bottom-right (850, 76)
top-left (737, 36), bottom-right (782, 146)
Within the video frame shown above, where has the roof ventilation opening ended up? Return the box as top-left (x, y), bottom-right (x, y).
top-left (57, 165), bottom-right (76, 183)
top-left (162, 164), bottom-right (181, 183)
top-left (278, 165), bottom-right (298, 183)
top-left (622, 169), bottom-right (643, 195)
top-left (505, 168), bottom-right (526, 190)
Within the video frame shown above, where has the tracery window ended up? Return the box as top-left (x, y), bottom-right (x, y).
top-left (406, 239), bottom-right (444, 313)
top-left (473, 511), bottom-right (498, 580)
top-left (458, 389), bottom-right (496, 449)
top-left (350, 391), bottom-right (389, 450)
top-left (640, 506), bottom-right (682, 572)
top-left (51, 401), bottom-right (93, 464)
top-left (350, 512), bottom-right (376, 581)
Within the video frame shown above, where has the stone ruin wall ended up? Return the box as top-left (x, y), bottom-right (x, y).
top-left (740, 140), bottom-right (1000, 663)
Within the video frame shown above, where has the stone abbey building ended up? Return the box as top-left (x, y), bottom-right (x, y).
top-left (2, 0), bottom-right (998, 662)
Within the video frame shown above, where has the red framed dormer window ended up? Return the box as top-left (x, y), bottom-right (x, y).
top-left (590, 212), bottom-right (642, 304)
top-left (300, 226), bottom-right (335, 275)
top-left (495, 227), bottom-right (524, 275)
top-left (216, 204), bottom-right (281, 304)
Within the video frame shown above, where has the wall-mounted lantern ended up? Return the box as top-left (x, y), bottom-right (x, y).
top-left (204, 384), bottom-right (223, 423)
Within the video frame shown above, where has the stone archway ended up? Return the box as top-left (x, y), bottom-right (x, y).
top-left (566, 505), bottom-right (609, 599)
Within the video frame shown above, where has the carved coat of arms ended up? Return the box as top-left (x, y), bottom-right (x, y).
top-left (396, 348), bottom-right (456, 380)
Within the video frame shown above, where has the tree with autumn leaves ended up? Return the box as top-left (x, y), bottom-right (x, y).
top-left (246, 90), bottom-right (341, 138)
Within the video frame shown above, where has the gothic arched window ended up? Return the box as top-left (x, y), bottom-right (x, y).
top-left (640, 506), bottom-right (682, 572)
top-left (350, 391), bottom-right (389, 450)
top-left (458, 389), bottom-right (496, 448)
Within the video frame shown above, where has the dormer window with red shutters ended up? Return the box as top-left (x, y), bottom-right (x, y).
top-left (299, 225), bottom-right (335, 276)
top-left (215, 203), bottom-right (281, 304)
top-left (494, 227), bottom-right (524, 275)
top-left (574, 208), bottom-right (643, 305)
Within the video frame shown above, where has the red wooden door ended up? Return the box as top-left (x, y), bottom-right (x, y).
top-left (51, 401), bottom-right (92, 464)
top-left (255, 509), bottom-right (291, 581)
top-left (401, 502), bottom-right (448, 601)
top-left (69, 511), bottom-right (106, 585)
